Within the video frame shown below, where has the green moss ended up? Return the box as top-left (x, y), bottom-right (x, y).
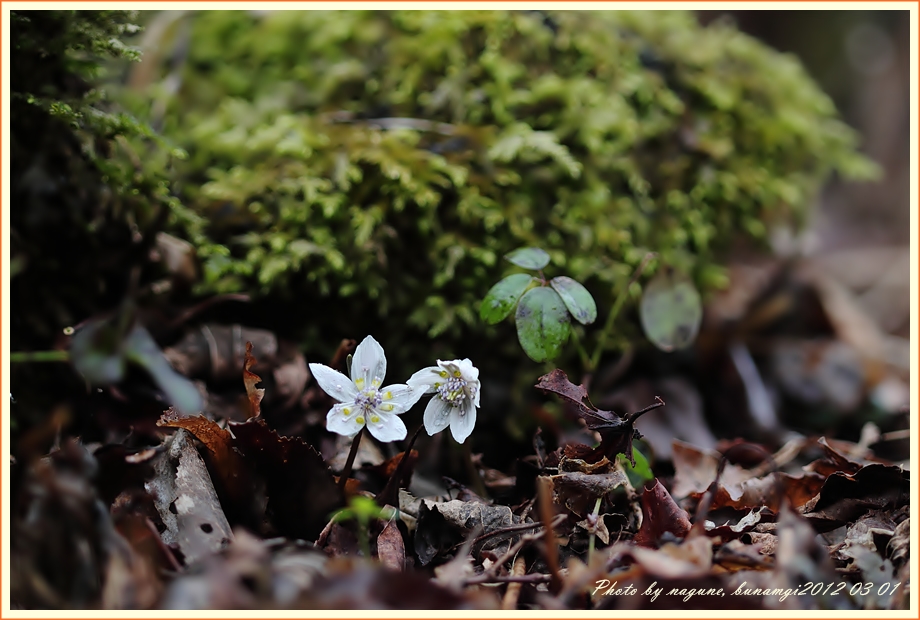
top-left (121, 10), bottom-right (874, 377)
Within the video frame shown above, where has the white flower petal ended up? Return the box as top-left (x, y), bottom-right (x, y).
top-left (326, 403), bottom-right (365, 437)
top-left (456, 358), bottom-right (479, 382)
top-left (366, 410), bottom-right (407, 442)
top-left (471, 382), bottom-right (481, 409)
top-left (378, 383), bottom-right (424, 413)
top-left (423, 397), bottom-right (452, 436)
top-left (450, 400), bottom-right (477, 444)
top-left (351, 335), bottom-right (387, 388)
top-left (309, 364), bottom-right (358, 402)
top-left (407, 367), bottom-right (442, 393)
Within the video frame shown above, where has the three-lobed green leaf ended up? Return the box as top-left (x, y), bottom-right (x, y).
top-left (549, 276), bottom-right (597, 325)
top-left (515, 287), bottom-right (570, 362)
top-left (480, 273), bottom-right (535, 324)
top-left (639, 269), bottom-right (703, 352)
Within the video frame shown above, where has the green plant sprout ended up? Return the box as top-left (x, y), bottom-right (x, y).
top-left (331, 495), bottom-right (395, 558)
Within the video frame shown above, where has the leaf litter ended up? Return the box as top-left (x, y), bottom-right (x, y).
top-left (11, 329), bottom-right (911, 610)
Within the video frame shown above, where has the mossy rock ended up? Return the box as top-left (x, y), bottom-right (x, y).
top-left (120, 10), bottom-right (875, 385)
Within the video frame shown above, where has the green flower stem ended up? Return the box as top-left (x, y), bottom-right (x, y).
top-left (357, 516), bottom-right (371, 558)
top-left (10, 350), bottom-right (70, 363)
top-left (588, 252), bottom-right (657, 373)
top-left (338, 426), bottom-right (365, 493)
top-left (569, 327), bottom-right (591, 372)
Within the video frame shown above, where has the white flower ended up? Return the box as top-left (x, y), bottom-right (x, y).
top-left (309, 336), bottom-right (423, 442)
top-left (408, 358), bottom-right (481, 444)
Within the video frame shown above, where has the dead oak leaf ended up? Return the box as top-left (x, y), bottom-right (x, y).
top-left (157, 408), bottom-right (262, 528)
top-left (230, 418), bottom-right (343, 541)
top-left (536, 369), bottom-right (663, 465)
top-left (633, 479), bottom-right (691, 547)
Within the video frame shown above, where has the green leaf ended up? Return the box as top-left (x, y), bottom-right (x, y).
top-left (123, 324), bottom-right (204, 415)
top-left (69, 319), bottom-right (127, 385)
top-left (480, 273), bottom-right (535, 324)
top-left (619, 445), bottom-right (654, 486)
top-left (549, 276), bottom-right (597, 325)
top-left (70, 318), bottom-right (203, 415)
top-left (505, 247), bottom-right (550, 270)
top-left (515, 287), bottom-right (570, 362)
top-left (639, 269), bottom-right (703, 352)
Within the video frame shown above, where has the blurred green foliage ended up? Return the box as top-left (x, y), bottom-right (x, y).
top-left (13, 11), bottom-right (878, 421)
top-left (119, 10), bottom-right (876, 378)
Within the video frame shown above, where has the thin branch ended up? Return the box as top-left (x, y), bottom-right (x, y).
top-left (625, 396), bottom-right (666, 424)
top-left (465, 572), bottom-right (554, 586)
top-left (501, 556), bottom-right (528, 609)
top-left (538, 476), bottom-right (564, 594)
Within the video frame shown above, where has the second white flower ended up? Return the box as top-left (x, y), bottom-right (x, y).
top-left (408, 358), bottom-right (481, 443)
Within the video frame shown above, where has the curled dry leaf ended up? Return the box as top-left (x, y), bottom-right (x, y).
top-left (376, 516), bottom-right (406, 571)
top-left (886, 517), bottom-right (909, 568)
top-left (243, 341), bottom-right (265, 418)
top-left (547, 468), bottom-right (628, 517)
top-left (157, 408), bottom-right (263, 529)
top-left (633, 479), bottom-right (691, 547)
top-left (803, 463), bottom-right (909, 532)
top-left (671, 440), bottom-right (823, 512)
top-left (145, 429), bottom-right (233, 566)
top-left (536, 369), bottom-right (664, 466)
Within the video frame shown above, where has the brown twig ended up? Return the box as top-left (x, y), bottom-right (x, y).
top-left (501, 556), bottom-right (528, 609)
top-left (464, 514), bottom-right (568, 586)
top-left (626, 395), bottom-right (666, 424)
top-left (376, 424), bottom-right (424, 508)
top-left (164, 294), bottom-right (251, 331)
top-left (465, 572), bottom-right (553, 586)
top-left (538, 476), bottom-right (564, 594)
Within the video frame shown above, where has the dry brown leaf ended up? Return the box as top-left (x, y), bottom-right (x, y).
top-left (157, 408), bottom-right (262, 527)
top-left (633, 479), bottom-right (691, 547)
top-left (536, 369), bottom-right (663, 465)
top-left (145, 429), bottom-right (233, 566)
top-left (548, 469), bottom-right (628, 516)
top-left (243, 341), bottom-right (265, 418)
top-left (376, 516), bottom-right (406, 571)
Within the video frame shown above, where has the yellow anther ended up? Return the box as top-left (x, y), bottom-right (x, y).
top-left (434, 382), bottom-right (441, 388)
top-left (370, 415), bottom-right (381, 424)
top-left (381, 404), bottom-right (394, 412)
top-left (343, 407), bottom-right (351, 416)
top-left (439, 370), bottom-right (448, 378)
top-left (453, 370), bottom-right (462, 378)
top-left (355, 378), bottom-right (365, 388)
top-left (355, 416), bottom-right (365, 425)
top-left (384, 391), bottom-right (393, 400)
top-left (372, 378), bottom-right (381, 387)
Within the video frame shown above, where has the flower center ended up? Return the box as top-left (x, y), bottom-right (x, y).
top-left (354, 388), bottom-right (382, 413)
top-left (437, 377), bottom-right (468, 408)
